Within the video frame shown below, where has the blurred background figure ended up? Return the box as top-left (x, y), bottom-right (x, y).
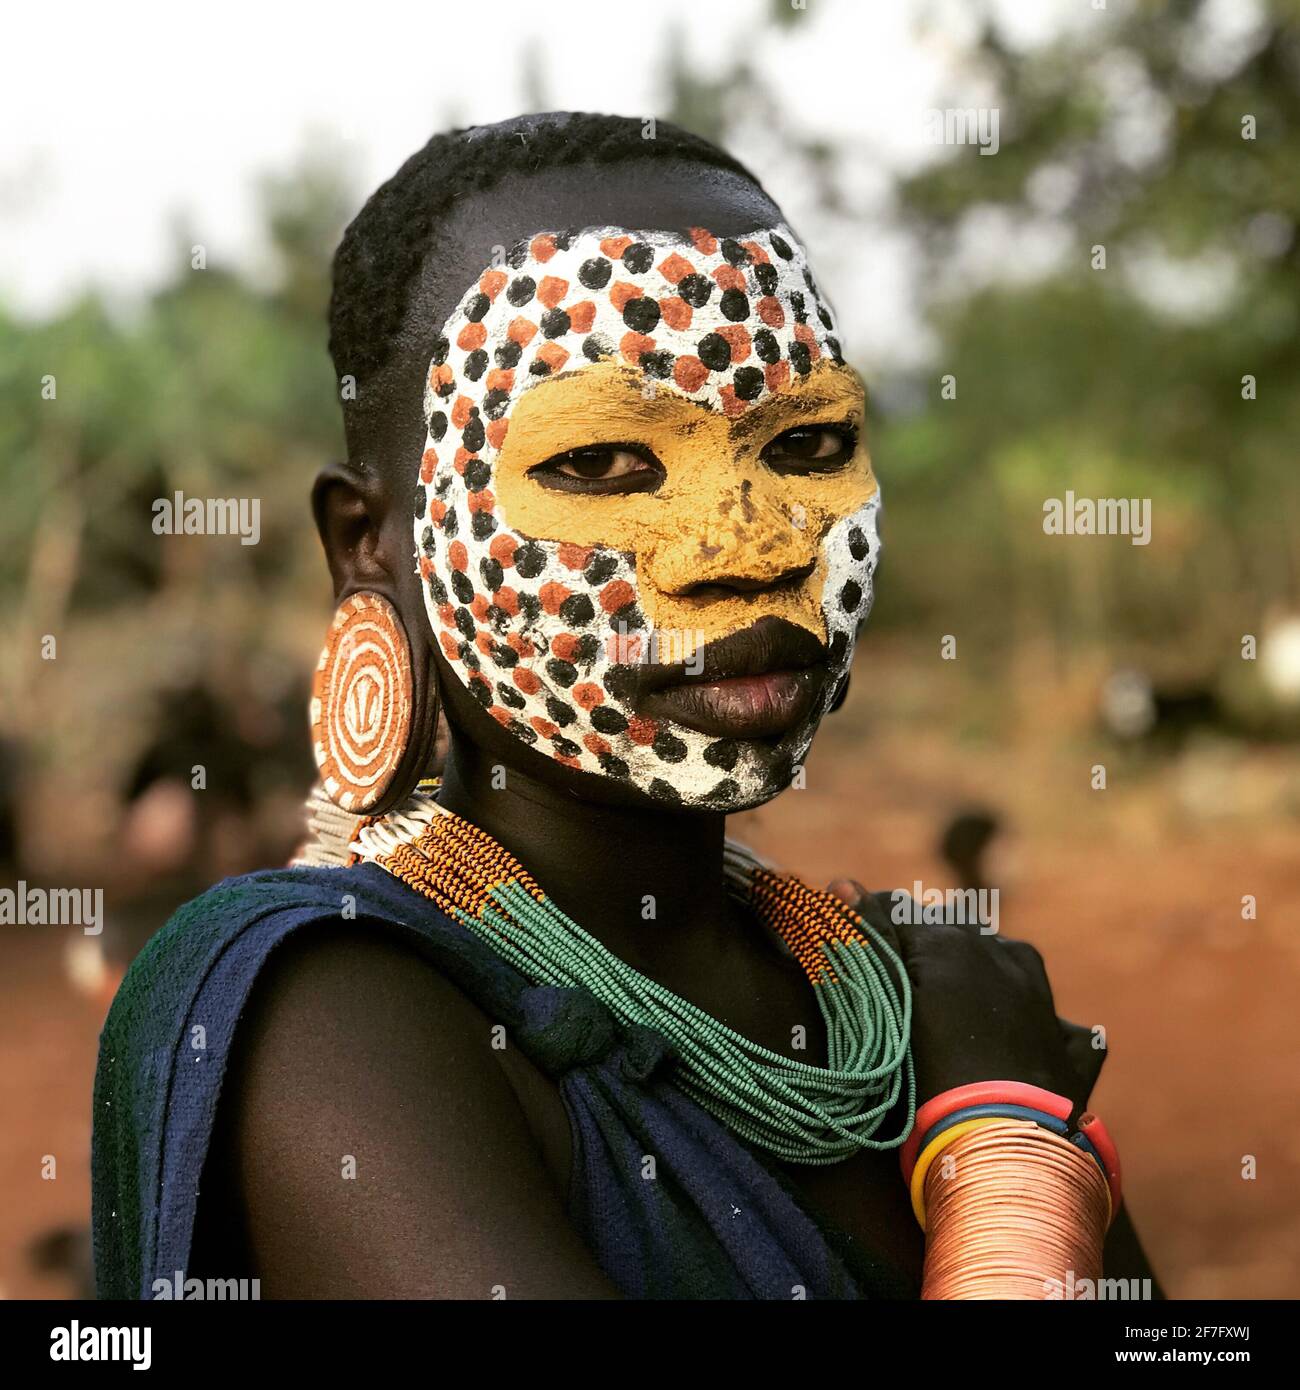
top-left (2, 0), bottom-right (1298, 1298)
top-left (939, 808), bottom-right (1003, 897)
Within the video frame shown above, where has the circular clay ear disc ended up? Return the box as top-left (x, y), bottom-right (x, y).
top-left (310, 592), bottom-right (413, 811)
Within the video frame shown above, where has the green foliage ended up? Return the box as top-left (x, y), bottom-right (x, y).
top-left (875, 0), bottom-right (1300, 660)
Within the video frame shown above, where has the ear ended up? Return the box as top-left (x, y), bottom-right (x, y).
top-left (309, 461), bottom-right (443, 811)
top-left (311, 462), bottom-right (396, 600)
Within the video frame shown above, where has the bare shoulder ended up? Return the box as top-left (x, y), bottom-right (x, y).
top-left (205, 922), bottom-right (617, 1299)
top-left (235, 920), bottom-right (504, 1083)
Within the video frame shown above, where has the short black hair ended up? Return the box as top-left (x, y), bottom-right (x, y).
top-left (328, 112), bottom-right (766, 469)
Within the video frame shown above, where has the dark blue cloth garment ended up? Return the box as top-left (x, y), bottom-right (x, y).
top-left (92, 862), bottom-right (914, 1300)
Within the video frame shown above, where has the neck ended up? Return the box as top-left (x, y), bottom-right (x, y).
top-left (436, 733), bottom-right (737, 976)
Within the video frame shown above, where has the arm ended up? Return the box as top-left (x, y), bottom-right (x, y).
top-left (831, 878), bottom-right (1165, 1295)
top-left (202, 922), bottom-right (620, 1299)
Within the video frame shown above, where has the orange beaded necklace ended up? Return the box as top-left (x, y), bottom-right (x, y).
top-left (347, 784), bottom-right (917, 1164)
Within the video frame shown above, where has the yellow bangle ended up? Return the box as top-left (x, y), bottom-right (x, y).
top-left (909, 1116), bottom-right (1019, 1228)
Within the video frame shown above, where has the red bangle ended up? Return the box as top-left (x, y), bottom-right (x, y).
top-left (900, 1081), bottom-right (1074, 1182)
top-left (1078, 1111), bottom-right (1123, 1216)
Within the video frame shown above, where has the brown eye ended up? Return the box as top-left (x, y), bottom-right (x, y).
top-left (763, 425), bottom-right (857, 471)
top-left (557, 448), bottom-right (647, 480)
top-left (529, 446), bottom-right (662, 494)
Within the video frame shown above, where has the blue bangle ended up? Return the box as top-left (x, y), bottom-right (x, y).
top-left (912, 1101), bottom-right (1070, 1161)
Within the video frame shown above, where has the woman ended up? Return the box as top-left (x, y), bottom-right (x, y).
top-left (93, 112), bottom-right (1158, 1300)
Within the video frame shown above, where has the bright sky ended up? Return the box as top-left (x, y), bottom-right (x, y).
top-left (0, 0), bottom-right (1096, 363)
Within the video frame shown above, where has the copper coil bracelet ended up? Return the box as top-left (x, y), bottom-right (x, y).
top-left (901, 1083), bottom-right (1122, 1301)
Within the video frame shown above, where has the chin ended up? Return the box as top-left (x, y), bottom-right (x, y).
top-left (644, 717), bottom-right (824, 814)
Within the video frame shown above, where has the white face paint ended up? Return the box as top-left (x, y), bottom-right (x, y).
top-left (415, 223), bottom-right (880, 809)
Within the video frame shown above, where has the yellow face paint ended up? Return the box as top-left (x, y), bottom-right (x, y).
top-left (492, 359), bottom-right (875, 658)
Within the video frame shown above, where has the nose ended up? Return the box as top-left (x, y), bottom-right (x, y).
top-left (679, 562), bottom-right (816, 601)
top-left (643, 476), bottom-right (819, 598)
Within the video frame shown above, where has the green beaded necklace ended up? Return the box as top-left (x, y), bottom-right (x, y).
top-left (353, 788), bottom-right (915, 1164)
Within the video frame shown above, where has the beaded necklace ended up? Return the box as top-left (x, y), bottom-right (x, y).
top-left (350, 785), bottom-right (915, 1164)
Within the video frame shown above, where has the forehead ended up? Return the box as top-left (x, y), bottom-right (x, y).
top-left (426, 222), bottom-right (844, 438)
top-left (420, 161), bottom-right (784, 321)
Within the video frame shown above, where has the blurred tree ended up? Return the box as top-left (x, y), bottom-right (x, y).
top-left (0, 156), bottom-right (352, 844)
top-left (882, 0), bottom-right (1300, 660)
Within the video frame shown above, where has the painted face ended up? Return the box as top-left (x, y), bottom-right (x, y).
top-left (414, 224), bottom-right (879, 809)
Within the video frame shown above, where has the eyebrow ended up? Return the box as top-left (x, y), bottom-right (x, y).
top-left (533, 371), bottom-right (698, 424)
top-left (727, 385), bottom-right (865, 441)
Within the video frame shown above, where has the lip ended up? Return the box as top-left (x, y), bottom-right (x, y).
top-left (636, 616), bottom-right (830, 739)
